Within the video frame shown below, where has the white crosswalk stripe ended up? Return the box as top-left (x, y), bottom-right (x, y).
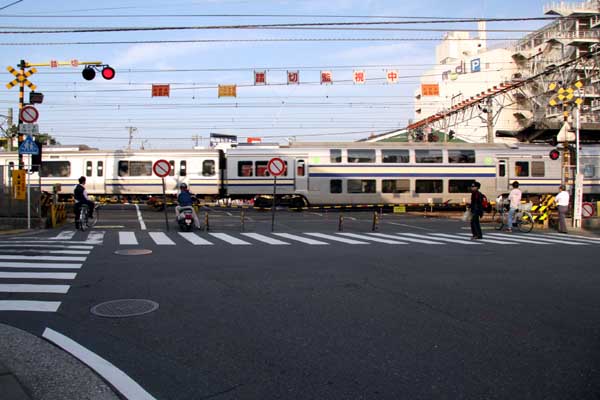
top-left (305, 233), bottom-right (369, 244)
top-left (0, 249), bottom-right (90, 255)
top-left (0, 255), bottom-right (87, 262)
top-left (119, 232), bottom-right (138, 245)
top-left (209, 233), bottom-right (252, 245)
top-left (51, 230), bottom-right (76, 240)
top-left (338, 232), bottom-right (407, 244)
top-left (484, 233), bottom-right (582, 245)
top-left (149, 232), bottom-right (176, 246)
top-left (86, 231), bottom-right (105, 244)
top-left (0, 244), bottom-right (93, 250)
top-left (178, 232), bottom-right (213, 245)
top-left (241, 233), bottom-right (290, 245)
top-left (411, 233), bottom-right (482, 245)
top-left (434, 233), bottom-right (511, 245)
top-left (272, 233), bottom-right (329, 245)
top-left (457, 232), bottom-right (550, 245)
top-left (380, 233), bottom-right (445, 245)
top-left (498, 232), bottom-right (590, 245)
top-left (0, 301), bottom-right (61, 312)
top-left (544, 232), bottom-right (600, 242)
top-left (0, 272), bottom-right (77, 280)
top-left (0, 284), bottom-right (70, 294)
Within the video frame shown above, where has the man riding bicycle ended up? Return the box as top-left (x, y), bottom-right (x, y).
top-left (74, 176), bottom-right (94, 229)
top-left (176, 183), bottom-right (200, 229)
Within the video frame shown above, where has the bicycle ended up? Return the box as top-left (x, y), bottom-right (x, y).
top-left (78, 202), bottom-right (99, 232)
top-left (494, 201), bottom-right (534, 233)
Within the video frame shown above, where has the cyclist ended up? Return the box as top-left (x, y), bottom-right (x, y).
top-left (74, 176), bottom-right (94, 229)
top-left (176, 183), bottom-right (200, 229)
top-left (506, 181), bottom-right (522, 232)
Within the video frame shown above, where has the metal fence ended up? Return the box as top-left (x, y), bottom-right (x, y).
top-left (0, 189), bottom-right (43, 218)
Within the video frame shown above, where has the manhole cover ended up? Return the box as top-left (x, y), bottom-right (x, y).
top-left (91, 299), bottom-right (159, 318)
top-left (114, 249), bottom-right (153, 255)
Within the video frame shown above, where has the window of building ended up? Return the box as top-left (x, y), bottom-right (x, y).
top-left (515, 161), bottom-right (529, 177)
top-left (169, 160), bottom-right (175, 176)
top-left (382, 150), bottom-right (409, 163)
top-left (97, 161), bottom-right (103, 177)
top-left (584, 165), bottom-right (596, 178)
top-left (449, 180), bottom-right (475, 193)
top-left (238, 161), bottom-right (253, 177)
top-left (347, 149), bottom-right (376, 163)
top-left (415, 179), bottom-right (443, 193)
top-left (202, 160), bottom-right (216, 177)
top-left (330, 179), bottom-right (342, 193)
top-left (179, 160), bottom-right (187, 177)
top-left (117, 161), bottom-right (152, 177)
top-left (382, 179), bottom-right (410, 193)
top-left (41, 161), bottom-right (71, 177)
top-left (330, 149), bottom-right (342, 163)
top-left (297, 160), bottom-right (305, 177)
top-left (347, 179), bottom-right (376, 193)
top-left (256, 161), bottom-right (270, 177)
top-left (448, 150), bottom-right (476, 164)
top-left (531, 161), bottom-right (545, 177)
top-left (415, 149), bottom-right (443, 163)
top-left (86, 161), bottom-right (92, 177)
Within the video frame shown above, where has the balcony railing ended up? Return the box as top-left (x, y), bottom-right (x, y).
top-left (544, 1), bottom-right (600, 14)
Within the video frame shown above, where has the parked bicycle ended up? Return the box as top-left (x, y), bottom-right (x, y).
top-left (78, 202), bottom-right (100, 232)
top-left (494, 200), bottom-right (534, 233)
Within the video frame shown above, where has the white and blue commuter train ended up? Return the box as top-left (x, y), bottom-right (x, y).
top-left (1, 142), bottom-right (599, 205)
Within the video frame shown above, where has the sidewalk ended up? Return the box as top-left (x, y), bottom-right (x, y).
top-left (0, 323), bottom-right (120, 400)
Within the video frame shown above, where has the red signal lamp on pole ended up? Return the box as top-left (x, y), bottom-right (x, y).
top-left (82, 64), bottom-right (116, 81)
top-left (101, 66), bottom-right (115, 80)
top-left (549, 149), bottom-right (560, 160)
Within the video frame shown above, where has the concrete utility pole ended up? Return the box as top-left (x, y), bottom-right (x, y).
top-left (486, 98), bottom-right (494, 144)
top-left (7, 107), bottom-right (13, 151)
top-left (125, 126), bottom-right (137, 151)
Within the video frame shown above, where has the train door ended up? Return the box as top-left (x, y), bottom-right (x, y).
top-left (496, 158), bottom-right (508, 192)
top-left (84, 160), bottom-right (97, 192)
top-left (295, 159), bottom-right (307, 192)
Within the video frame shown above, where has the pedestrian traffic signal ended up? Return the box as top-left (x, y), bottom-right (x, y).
top-left (82, 65), bottom-right (116, 81)
top-left (549, 149), bottom-right (560, 160)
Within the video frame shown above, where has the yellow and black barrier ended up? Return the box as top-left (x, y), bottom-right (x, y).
top-left (49, 203), bottom-right (67, 228)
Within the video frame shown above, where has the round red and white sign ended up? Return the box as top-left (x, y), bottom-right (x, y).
top-left (153, 159), bottom-right (172, 178)
top-left (267, 157), bottom-right (286, 177)
top-left (20, 105), bottom-right (39, 124)
top-left (582, 202), bottom-right (595, 218)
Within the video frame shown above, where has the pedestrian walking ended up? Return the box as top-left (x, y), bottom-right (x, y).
top-left (469, 181), bottom-right (484, 240)
top-left (555, 185), bottom-right (570, 233)
top-left (506, 181), bottom-right (522, 232)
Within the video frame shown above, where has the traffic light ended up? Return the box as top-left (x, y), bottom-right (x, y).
top-left (82, 65), bottom-right (116, 81)
top-left (549, 149), bottom-right (560, 160)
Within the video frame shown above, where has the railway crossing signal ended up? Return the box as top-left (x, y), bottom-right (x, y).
top-left (6, 65), bottom-right (37, 90)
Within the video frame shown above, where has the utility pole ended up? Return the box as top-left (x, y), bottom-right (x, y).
top-left (486, 97), bottom-right (494, 144)
top-left (125, 126), bottom-right (137, 151)
top-left (7, 107), bottom-right (13, 151)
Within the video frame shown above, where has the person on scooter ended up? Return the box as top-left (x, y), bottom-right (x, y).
top-left (176, 183), bottom-right (200, 229)
top-left (74, 176), bottom-right (94, 229)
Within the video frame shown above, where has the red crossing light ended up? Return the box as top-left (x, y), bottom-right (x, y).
top-left (101, 66), bottom-right (115, 80)
top-left (549, 149), bottom-right (560, 160)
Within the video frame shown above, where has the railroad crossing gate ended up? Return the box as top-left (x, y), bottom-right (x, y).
top-left (6, 65), bottom-right (37, 90)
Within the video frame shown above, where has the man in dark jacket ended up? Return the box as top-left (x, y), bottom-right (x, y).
top-left (470, 181), bottom-right (484, 240)
top-left (74, 176), bottom-right (94, 228)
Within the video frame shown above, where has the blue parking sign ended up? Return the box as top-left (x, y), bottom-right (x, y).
top-left (19, 135), bottom-right (39, 155)
top-left (471, 58), bottom-right (481, 73)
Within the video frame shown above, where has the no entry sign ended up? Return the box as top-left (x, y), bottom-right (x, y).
top-left (153, 159), bottom-right (171, 178)
top-left (582, 202), bottom-right (595, 218)
top-left (20, 105), bottom-right (39, 124)
top-left (267, 157), bottom-right (286, 177)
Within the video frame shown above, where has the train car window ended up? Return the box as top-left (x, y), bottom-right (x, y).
top-left (118, 161), bottom-right (128, 176)
top-left (531, 161), bottom-right (545, 177)
top-left (515, 161), bottom-right (529, 177)
top-left (348, 149), bottom-right (376, 163)
top-left (256, 161), bottom-right (270, 177)
top-left (169, 160), bottom-right (175, 176)
top-left (202, 160), bottom-right (216, 176)
top-left (97, 161), bottom-right (103, 177)
top-left (40, 161), bottom-right (70, 177)
top-left (130, 161), bottom-right (152, 176)
top-left (498, 161), bottom-right (506, 177)
top-left (584, 165), bottom-right (595, 178)
top-left (297, 160), bottom-right (305, 177)
top-left (449, 180), bottom-right (475, 193)
top-left (238, 161), bottom-right (253, 177)
top-left (382, 179), bottom-right (410, 193)
top-left (415, 179), bottom-right (443, 193)
top-left (86, 161), bottom-right (93, 177)
top-left (448, 150), bottom-right (475, 163)
top-left (348, 179), bottom-right (376, 193)
top-left (179, 161), bottom-right (187, 177)
top-left (330, 179), bottom-right (342, 194)
top-left (330, 149), bottom-right (342, 163)
top-left (382, 150), bottom-right (409, 163)
top-left (415, 150), bottom-right (443, 163)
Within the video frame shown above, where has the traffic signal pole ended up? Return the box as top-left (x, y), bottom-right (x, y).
top-left (17, 60), bottom-right (25, 169)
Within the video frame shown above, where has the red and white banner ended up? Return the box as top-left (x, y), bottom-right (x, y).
top-left (254, 70), bottom-right (266, 85)
top-left (353, 70), bottom-right (366, 84)
top-left (320, 71), bottom-right (332, 84)
top-left (386, 70), bottom-right (399, 84)
top-left (287, 70), bottom-right (299, 85)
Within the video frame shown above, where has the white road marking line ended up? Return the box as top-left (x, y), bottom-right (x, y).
top-left (241, 233), bottom-right (290, 245)
top-left (178, 232), bottom-right (213, 245)
top-left (305, 232), bottom-right (369, 244)
top-left (43, 328), bottom-right (157, 400)
top-left (387, 222), bottom-right (434, 231)
top-left (0, 301), bottom-right (61, 312)
top-left (0, 262), bottom-right (82, 269)
top-left (338, 232), bottom-right (407, 244)
top-left (543, 232), bottom-right (600, 242)
top-left (119, 232), bottom-right (138, 245)
top-left (371, 233), bottom-right (444, 245)
top-left (0, 284), bottom-right (70, 294)
top-left (479, 233), bottom-right (553, 245)
top-left (148, 232), bottom-right (176, 246)
top-left (2, 240), bottom-right (95, 245)
top-left (0, 272), bottom-right (77, 280)
top-left (51, 230), bottom-right (76, 240)
top-left (516, 233), bottom-right (592, 245)
top-left (272, 233), bottom-right (329, 245)
top-left (86, 231), bottom-right (105, 244)
top-left (134, 204), bottom-right (147, 231)
top-left (0, 244), bottom-right (93, 250)
top-left (407, 233), bottom-right (481, 245)
top-left (0, 255), bottom-right (87, 262)
top-left (309, 212), bottom-right (324, 217)
top-left (433, 233), bottom-right (508, 245)
top-left (209, 233), bottom-right (252, 245)
top-left (485, 232), bottom-right (584, 245)
top-left (0, 249), bottom-right (90, 255)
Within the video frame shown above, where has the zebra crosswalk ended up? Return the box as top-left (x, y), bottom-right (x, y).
top-left (0, 232), bottom-right (99, 313)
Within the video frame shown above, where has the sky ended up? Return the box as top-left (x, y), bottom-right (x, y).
top-left (0, 0), bottom-right (554, 149)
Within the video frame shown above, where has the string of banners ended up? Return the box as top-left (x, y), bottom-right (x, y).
top-left (253, 70), bottom-right (400, 85)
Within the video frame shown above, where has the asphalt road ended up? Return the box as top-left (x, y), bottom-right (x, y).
top-left (2, 204), bottom-right (600, 399)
